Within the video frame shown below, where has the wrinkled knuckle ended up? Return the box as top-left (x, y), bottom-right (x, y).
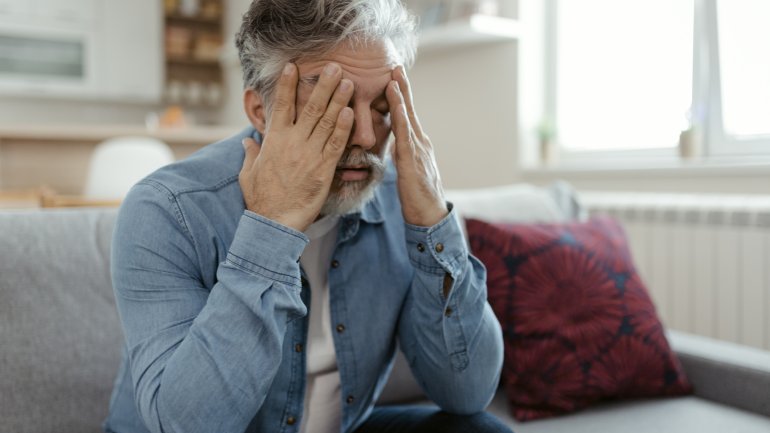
top-left (303, 102), bottom-right (324, 118)
top-left (272, 98), bottom-right (290, 113)
top-left (327, 135), bottom-right (343, 151)
top-left (317, 115), bottom-right (337, 132)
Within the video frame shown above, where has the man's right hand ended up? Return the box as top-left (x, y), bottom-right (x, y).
top-left (239, 62), bottom-right (355, 232)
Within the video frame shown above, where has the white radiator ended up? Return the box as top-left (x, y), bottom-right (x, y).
top-left (580, 192), bottom-right (770, 351)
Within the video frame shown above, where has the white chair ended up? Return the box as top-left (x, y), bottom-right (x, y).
top-left (82, 136), bottom-right (175, 200)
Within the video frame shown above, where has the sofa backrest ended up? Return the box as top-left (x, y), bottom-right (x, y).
top-left (0, 182), bottom-right (583, 432)
top-left (0, 208), bottom-right (121, 433)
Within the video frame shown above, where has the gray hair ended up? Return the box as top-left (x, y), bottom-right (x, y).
top-left (235, 0), bottom-right (417, 114)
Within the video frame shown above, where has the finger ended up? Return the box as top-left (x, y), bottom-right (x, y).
top-left (386, 81), bottom-right (413, 162)
top-left (241, 137), bottom-right (261, 170)
top-left (310, 78), bottom-right (354, 145)
top-left (269, 63), bottom-right (298, 128)
top-left (322, 107), bottom-right (354, 163)
top-left (392, 65), bottom-right (423, 134)
top-left (296, 63), bottom-right (343, 138)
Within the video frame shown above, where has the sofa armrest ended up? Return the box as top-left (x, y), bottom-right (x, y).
top-left (668, 330), bottom-right (770, 418)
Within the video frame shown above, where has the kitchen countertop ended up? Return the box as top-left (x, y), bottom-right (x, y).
top-left (0, 124), bottom-right (243, 146)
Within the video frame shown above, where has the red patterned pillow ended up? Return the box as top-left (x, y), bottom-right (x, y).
top-left (466, 216), bottom-right (692, 421)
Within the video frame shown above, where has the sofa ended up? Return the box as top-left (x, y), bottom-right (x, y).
top-left (2, 183), bottom-right (770, 433)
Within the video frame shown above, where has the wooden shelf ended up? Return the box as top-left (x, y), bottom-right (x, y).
top-left (163, 0), bottom-right (224, 107)
top-left (165, 14), bottom-right (221, 26)
top-left (166, 58), bottom-right (221, 68)
top-left (0, 124), bottom-right (240, 147)
top-left (418, 15), bottom-right (520, 54)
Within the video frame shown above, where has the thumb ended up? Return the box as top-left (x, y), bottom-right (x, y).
top-left (242, 137), bottom-right (261, 168)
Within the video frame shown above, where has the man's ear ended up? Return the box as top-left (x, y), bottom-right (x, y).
top-left (243, 88), bottom-right (267, 134)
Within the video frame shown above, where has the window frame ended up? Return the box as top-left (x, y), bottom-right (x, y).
top-left (533, 0), bottom-right (770, 165)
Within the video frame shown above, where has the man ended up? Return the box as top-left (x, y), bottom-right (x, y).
top-left (104, 1), bottom-right (510, 432)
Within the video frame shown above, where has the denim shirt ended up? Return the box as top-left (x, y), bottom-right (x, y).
top-left (104, 127), bottom-right (503, 433)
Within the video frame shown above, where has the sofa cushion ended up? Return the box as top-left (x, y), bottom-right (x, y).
top-left (466, 216), bottom-right (692, 421)
top-left (0, 208), bottom-right (122, 433)
top-left (485, 390), bottom-right (770, 433)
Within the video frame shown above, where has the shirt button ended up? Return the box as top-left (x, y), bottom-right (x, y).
top-left (416, 243), bottom-right (425, 252)
top-left (346, 395), bottom-right (355, 404)
top-left (435, 243), bottom-right (444, 253)
top-left (286, 416), bottom-right (296, 425)
top-left (331, 260), bottom-right (340, 269)
top-left (295, 343), bottom-right (303, 353)
top-left (336, 323), bottom-right (346, 333)
top-left (444, 307), bottom-right (453, 317)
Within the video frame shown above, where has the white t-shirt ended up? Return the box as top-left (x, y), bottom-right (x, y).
top-left (299, 215), bottom-right (341, 433)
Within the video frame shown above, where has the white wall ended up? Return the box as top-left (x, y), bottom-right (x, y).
top-left (218, 0), bottom-right (252, 127)
top-left (401, 0), bottom-right (522, 189)
top-left (408, 42), bottom-right (521, 189)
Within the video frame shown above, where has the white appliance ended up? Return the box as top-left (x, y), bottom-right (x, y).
top-left (0, 0), bottom-right (161, 102)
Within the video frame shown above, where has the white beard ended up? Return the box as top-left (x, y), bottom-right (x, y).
top-left (319, 174), bottom-right (382, 217)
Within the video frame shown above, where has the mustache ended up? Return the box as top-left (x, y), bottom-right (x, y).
top-left (336, 149), bottom-right (385, 172)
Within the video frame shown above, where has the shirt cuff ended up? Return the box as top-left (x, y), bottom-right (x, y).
top-left (404, 203), bottom-right (468, 277)
top-left (226, 210), bottom-right (309, 287)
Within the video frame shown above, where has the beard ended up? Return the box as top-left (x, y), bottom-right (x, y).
top-left (319, 148), bottom-right (386, 217)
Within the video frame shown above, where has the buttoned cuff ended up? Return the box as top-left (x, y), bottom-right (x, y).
top-left (404, 203), bottom-right (468, 277)
top-left (226, 211), bottom-right (309, 287)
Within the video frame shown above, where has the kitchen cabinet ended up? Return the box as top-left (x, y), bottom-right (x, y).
top-left (0, 0), bottom-right (162, 103)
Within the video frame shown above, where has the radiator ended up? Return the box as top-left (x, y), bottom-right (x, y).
top-left (580, 192), bottom-right (770, 351)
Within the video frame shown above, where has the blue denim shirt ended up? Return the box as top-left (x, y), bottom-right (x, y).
top-left (104, 127), bottom-right (503, 433)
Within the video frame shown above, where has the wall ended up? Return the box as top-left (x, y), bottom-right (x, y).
top-left (218, 0), bottom-right (252, 127)
top-left (408, 42), bottom-right (520, 189)
top-left (390, 0), bottom-right (521, 189)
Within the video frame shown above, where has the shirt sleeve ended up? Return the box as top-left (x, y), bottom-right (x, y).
top-left (397, 203), bottom-right (504, 414)
top-left (112, 181), bottom-right (307, 433)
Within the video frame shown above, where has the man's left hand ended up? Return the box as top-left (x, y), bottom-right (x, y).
top-left (386, 66), bottom-right (449, 228)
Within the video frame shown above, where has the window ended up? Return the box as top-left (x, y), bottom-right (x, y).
top-left (714, 0), bottom-right (770, 141)
top-left (533, 0), bottom-right (770, 161)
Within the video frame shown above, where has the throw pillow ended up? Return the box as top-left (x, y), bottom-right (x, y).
top-left (466, 216), bottom-right (693, 421)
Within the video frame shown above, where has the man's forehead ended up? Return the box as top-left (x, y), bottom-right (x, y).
top-left (295, 39), bottom-right (400, 89)
top-left (297, 65), bottom-right (396, 99)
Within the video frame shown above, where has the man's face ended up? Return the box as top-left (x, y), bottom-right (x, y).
top-left (294, 39), bottom-right (400, 216)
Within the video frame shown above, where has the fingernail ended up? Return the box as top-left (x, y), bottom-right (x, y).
top-left (242, 138), bottom-right (249, 150)
top-left (392, 81), bottom-right (400, 92)
top-left (283, 63), bottom-right (293, 75)
top-left (324, 63), bottom-right (339, 76)
top-left (340, 79), bottom-right (352, 92)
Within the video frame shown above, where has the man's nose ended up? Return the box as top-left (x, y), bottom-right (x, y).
top-left (348, 105), bottom-right (377, 150)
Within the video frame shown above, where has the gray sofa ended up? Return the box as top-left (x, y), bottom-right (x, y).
top-left (2, 202), bottom-right (770, 432)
